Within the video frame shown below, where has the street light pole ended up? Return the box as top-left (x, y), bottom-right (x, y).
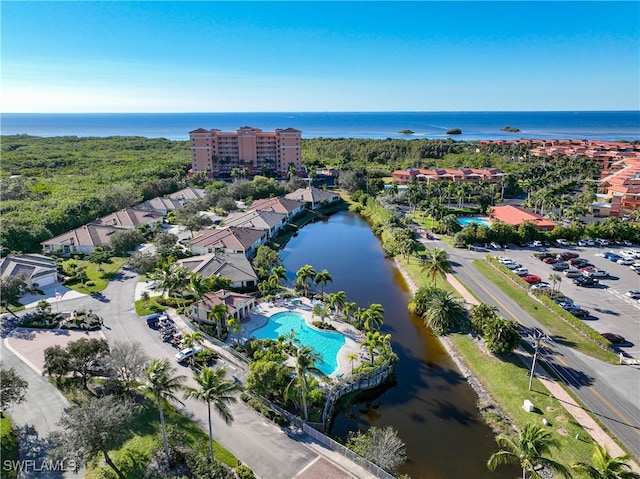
top-left (528, 329), bottom-right (548, 391)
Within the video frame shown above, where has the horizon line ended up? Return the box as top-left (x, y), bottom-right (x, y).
top-left (2, 109), bottom-right (639, 115)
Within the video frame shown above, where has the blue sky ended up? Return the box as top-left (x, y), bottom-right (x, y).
top-left (2, 1), bottom-right (639, 112)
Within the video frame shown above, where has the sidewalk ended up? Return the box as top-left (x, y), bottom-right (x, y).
top-left (445, 271), bottom-right (640, 471)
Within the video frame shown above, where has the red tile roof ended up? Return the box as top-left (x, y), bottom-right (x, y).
top-left (489, 205), bottom-right (556, 229)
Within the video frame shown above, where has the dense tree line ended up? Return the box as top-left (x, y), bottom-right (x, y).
top-left (1, 135), bottom-right (191, 255)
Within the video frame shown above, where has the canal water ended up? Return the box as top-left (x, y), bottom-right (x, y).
top-left (281, 210), bottom-right (514, 479)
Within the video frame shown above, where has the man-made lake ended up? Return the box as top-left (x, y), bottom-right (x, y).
top-left (281, 210), bottom-right (514, 479)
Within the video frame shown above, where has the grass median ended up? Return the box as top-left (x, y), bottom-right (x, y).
top-left (472, 258), bottom-right (618, 364)
top-left (448, 333), bottom-right (594, 467)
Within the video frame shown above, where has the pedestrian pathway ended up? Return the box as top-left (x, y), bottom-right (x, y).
top-left (445, 272), bottom-right (640, 471)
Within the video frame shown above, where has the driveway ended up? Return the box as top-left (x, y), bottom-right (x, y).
top-left (7, 267), bottom-right (376, 479)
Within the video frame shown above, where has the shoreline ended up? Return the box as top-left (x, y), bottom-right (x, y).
top-left (393, 257), bottom-right (514, 433)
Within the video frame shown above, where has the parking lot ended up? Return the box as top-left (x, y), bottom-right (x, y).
top-left (490, 244), bottom-right (640, 360)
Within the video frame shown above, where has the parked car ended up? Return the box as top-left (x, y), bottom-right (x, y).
top-left (175, 345), bottom-right (203, 363)
top-left (564, 269), bottom-right (583, 278)
top-left (585, 270), bottom-right (609, 278)
top-left (552, 262), bottom-right (570, 271)
top-left (602, 333), bottom-right (626, 344)
top-left (617, 258), bottom-right (635, 265)
top-left (522, 275), bottom-right (542, 284)
top-left (595, 238), bottom-right (609, 246)
top-left (530, 282), bottom-right (551, 290)
top-left (569, 258), bottom-right (589, 266)
top-left (537, 253), bottom-right (555, 261)
top-left (146, 313), bottom-right (169, 328)
top-left (559, 251), bottom-right (579, 259)
top-left (533, 240), bottom-right (543, 247)
top-left (553, 296), bottom-right (573, 305)
top-left (556, 239), bottom-right (570, 246)
top-left (565, 307), bottom-right (590, 318)
top-left (573, 276), bottom-right (599, 286)
top-left (514, 268), bottom-right (529, 276)
top-left (625, 290), bottom-right (640, 299)
top-left (630, 264), bottom-right (640, 272)
top-left (579, 265), bottom-right (596, 272)
top-left (497, 257), bottom-right (514, 264)
top-left (542, 257), bottom-right (560, 264)
top-left (558, 301), bottom-right (580, 309)
top-left (503, 262), bottom-right (522, 270)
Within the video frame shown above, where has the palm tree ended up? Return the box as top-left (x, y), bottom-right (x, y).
top-left (314, 269), bottom-right (333, 299)
top-left (282, 329), bottom-right (300, 348)
top-left (421, 247), bottom-right (453, 285)
top-left (295, 265), bottom-right (317, 297)
top-left (328, 291), bottom-right (346, 319)
top-left (347, 352), bottom-right (358, 375)
top-left (312, 302), bottom-right (331, 323)
top-left (187, 272), bottom-right (211, 304)
top-left (285, 346), bottom-right (325, 421)
top-left (343, 301), bottom-right (357, 322)
top-left (182, 331), bottom-right (204, 366)
top-left (487, 423), bottom-right (571, 479)
top-left (571, 443), bottom-right (640, 479)
top-left (363, 303), bottom-right (385, 331)
top-left (268, 265), bottom-right (287, 291)
top-left (183, 366), bottom-right (241, 463)
top-left (548, 273), bottom-right (562, 293)
top-left (422, 288), bottom-right (466, 335)
top-left (360, 331), bottom-right (391, 366)
top-left (208, 303), bottom-right (229, 339)
top-left (142, 359), bottom-right (186, 464)
top-left (226, 317), bottom-right (242, 344)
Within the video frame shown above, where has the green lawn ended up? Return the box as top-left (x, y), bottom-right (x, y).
top-left (472, 259), bottom-right (618, 364)
top-left (449, 333), bottom-right (595, 467)
top-left (1, 414), bottom-right (19, 479)
top-left (60, 257), bottom-right (128, 293)
top-left (86, 398), bottom-right (238, 479)
top-left (134, 298), bottom-right (166, 316)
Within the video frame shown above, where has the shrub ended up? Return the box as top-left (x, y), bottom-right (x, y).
top-left (234, 464), bottom-right (256, 479)
top-left (85, 280), bottom-right (95, 287)
top-left (311, 321), bottom-right (336, 331)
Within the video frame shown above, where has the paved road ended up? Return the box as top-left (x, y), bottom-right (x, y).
top-left (12, 268), bottom-right (374, 479)
top-left (431, 238), bottom-right (640, 461)
top-left (1, 341), bottom-right (79, 479)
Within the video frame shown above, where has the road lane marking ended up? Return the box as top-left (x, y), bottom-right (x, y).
top-left (462, 265), bottom-right (639, 434)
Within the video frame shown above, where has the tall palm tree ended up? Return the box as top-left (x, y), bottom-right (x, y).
top-left (295, 265), bottom-right (317, 297)
top-left (328, 291), bottom-right (346, 319)
top-left (314, 269), bottom-right (333, 299)
top-left (571, 443), bottom-right (640, 479)
top-left (285, 346), bottom-right (325, 421)
top-left (487, 423), bottom-right (571, 479)
top-left (142, 359), bottom-right (186, 464)
top-left (422, 288), bottom-right (466, 335)
top-left (347, 352), bottom-right (358, 375)
top-left (183, 366), bottom-right (241, 463)
top-left (360, 331), bottom-right (391, 366)
top-left (421, 247), bottom-right (453, 285)
top-left (208, 303), bottom-right (229, 339)
top-left (363, 303), bottom-right (385, 331)
top-left (548, 273), bottom-right (562, 293)
top-left (343, 301), bottom-right (357, 322)
top-left (268, 265), bottom-right (287, 291)
top-left (187, 272), bottom-right (211, 304)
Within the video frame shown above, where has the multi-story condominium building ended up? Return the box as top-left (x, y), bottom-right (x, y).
top-left (189, 126), bottom-right (303, 177)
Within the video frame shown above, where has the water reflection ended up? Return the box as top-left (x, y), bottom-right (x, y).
top-left (281, 210), bottom-right (516, 478)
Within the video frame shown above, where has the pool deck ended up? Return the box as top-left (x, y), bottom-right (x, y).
top-left (238, 297), bottom-right (366, 378)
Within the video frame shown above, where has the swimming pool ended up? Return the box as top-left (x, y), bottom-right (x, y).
top-left (458, 217), bottom-right (491, 227)
top-left (252, 311), bottom-right (345, 376)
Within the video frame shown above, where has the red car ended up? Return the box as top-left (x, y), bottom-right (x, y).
top-left (522, 275), bottom-right (542, 284)
top-left (559, 252), bottom-right (580, 260)
top-left (542, 257), bottom-right (560, 264)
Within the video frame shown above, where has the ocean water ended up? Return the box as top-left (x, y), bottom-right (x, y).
top-left (1, 111), bottom-right (639, 141)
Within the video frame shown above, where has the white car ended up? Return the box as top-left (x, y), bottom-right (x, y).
top-left (617, 258), bottom-right (635, 265)
top-left (631, 264), bottom-right (640, 272)
top-left (530, 282), bottom-right (551, 290)
top-left (175, 346), bottom-right (203, 362)
top-left (626, 290), bottom-right (640, 299)
top-left (564, 269), bottom-right (583, 278)
top-left (502, 262), bottom-right (521, 270)
top-left (513, 268), bottom-right (529, 276)
top-left (585, 270), bottom-right (609, 278)
top-left (595, 238), bottom-right (609, 246)
top-left (556, 239), bottom-right (570, 246)
top-left (497, 256), bottom-right (514, 263)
